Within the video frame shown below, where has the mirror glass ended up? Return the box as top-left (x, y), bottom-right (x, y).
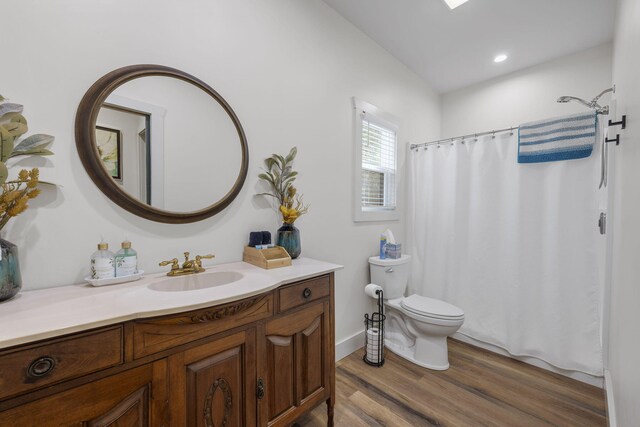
top-left (94, 76), bottom-right (242, 212)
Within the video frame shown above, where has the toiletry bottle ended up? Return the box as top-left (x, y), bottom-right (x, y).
top-left (91, 242), bottom-right (115, 279)
top-left (379, 234), bottom-right (387, 259)
top-left (115, 241), bottom-right (138, 277)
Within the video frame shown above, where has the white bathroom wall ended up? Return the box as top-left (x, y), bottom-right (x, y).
top-left (441, 44), bottom-right (613, 138)
top-left (0, 0), bottom-right (440, 347)
top-left (608, 0), bottom-right (640, 424)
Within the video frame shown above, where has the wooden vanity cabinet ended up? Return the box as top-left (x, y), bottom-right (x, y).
top-left (0, 272), bottom-right (335, 427)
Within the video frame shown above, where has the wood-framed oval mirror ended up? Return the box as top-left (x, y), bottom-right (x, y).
top-left (75, 64), bottom-right (249, 224)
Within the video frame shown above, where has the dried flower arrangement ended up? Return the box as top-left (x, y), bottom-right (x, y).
top-left (0, 94), bottom-right (54, 231)
top-left (258, 147), bottom-right (309, 224)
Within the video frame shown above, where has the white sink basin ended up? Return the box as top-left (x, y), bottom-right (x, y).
top-left (148, 271), bottom-right (244, 292)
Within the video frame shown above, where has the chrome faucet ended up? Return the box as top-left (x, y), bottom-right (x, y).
top-left (159, 252), bottom-right (215, 276)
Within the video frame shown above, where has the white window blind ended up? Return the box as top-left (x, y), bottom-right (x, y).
top-left (361, 115), bottom-right (396, 210)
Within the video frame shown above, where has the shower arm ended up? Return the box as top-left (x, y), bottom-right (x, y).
top-left (590, 87), bottom-right (614, 106)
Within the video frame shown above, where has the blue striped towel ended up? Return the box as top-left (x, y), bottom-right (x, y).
top-left (518, 112), bottom-right (597, 163)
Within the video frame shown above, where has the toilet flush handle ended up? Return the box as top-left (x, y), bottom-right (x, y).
top-left (385, 267), bottom-right (394, 273)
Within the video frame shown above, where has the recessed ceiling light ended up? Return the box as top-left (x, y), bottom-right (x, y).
top-left (442, 0), bottom-right (470, 10)
top-left (494, 54), bottom-right (508, 63)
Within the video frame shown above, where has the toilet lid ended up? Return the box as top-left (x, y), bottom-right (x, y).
top-left (401, 294), bottom-right (464, 319)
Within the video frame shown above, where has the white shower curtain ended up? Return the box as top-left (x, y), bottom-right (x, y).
top-left (407, 131), bottom-right (604, 376)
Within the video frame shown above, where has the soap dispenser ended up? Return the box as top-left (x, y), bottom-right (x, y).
top-left (91, 242), bottom-right (115, 279)
top-left (115, 241), bottom-right (138, 277)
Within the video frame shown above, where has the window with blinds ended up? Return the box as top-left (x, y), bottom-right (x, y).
top-left (361, 116), bottom-right (396, 210)
top-left (353, 97), bottom-right (399, 222)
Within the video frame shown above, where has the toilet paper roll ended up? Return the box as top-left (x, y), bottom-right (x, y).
top-left (366, 328), bottom-right (382, 363)
top-left (364, 283), bottom-right (383, 299)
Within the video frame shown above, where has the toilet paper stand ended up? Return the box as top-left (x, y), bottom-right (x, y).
top-left (363, 288), bottom-right (385, 367)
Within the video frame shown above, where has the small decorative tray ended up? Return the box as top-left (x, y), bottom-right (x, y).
top-left (85, 270), bottom-right (145, 287)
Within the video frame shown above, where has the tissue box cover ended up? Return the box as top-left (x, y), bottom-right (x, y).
top-left (385, 243), bottom-right (402, 259)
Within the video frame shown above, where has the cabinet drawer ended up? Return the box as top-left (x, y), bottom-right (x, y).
top-left (0, 326), bottom-right (123, 400)
top-left (132, 293), bottom-right (273, 359)
top-left (278, 275), bottom-right (330, 312)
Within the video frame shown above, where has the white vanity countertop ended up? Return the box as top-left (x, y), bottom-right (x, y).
top-left (0, 257), bottom-right (342, 349)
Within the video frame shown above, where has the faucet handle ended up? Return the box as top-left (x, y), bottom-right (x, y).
top-left (159, 258), bottom-right (179, 269)
top-left (183, 252), bottom-right (191, 262)
top-left (195, 254), bottom-right (215, 269)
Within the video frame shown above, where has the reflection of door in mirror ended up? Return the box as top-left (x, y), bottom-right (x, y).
top-left (97, 106), bottom-right (151, 204)
top-left (97, 94), bottom-right (167, 209)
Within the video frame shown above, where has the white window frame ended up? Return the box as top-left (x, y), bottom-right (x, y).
top-left (353, 97), bottom-right (400, 222)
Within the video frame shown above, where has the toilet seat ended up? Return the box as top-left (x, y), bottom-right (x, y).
top-left (401, 294), bottom-right (464, 321)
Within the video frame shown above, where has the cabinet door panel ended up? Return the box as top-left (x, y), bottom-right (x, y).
top-left (300, 317), bottom-right (323, 401)
top-left (265, 335), bottom-right (295, 419)
top-left (186, 347), bottom-right (242, 427)
top-left (84, 385), bottom-right (148, 427)
top-left (260, 302), bottom-right (329, 426)
top-left (169, 330), bottom-right (255, 427)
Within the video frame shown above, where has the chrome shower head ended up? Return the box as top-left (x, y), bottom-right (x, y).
top-left (556, 87), bottom-right (614, 115)
top-left (556, 95), bottom-right (592, 108)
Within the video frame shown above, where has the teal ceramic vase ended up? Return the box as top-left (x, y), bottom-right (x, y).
top-left (277, 223), bottom-right (301, 259)
top-left (0, 238), bottom-right (21, 302)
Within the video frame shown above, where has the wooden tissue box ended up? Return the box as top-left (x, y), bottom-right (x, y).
top-left (243, 246), bottom-right (292, 269)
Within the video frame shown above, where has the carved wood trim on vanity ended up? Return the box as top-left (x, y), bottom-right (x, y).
top-left (191, 296), bottom-right (263, 323)
top-left (132, 294), bottom-right (274, 359)
top-left (0, 273), bottom-right (335, 427)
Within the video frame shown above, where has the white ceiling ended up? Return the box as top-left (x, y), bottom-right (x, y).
top-left (322, 0), bottom-right (616, 93)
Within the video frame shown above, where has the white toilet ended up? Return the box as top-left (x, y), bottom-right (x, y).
top-left (369, 255), bottom-right (464, 370)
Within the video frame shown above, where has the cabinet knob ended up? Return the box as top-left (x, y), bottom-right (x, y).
top-left (257, 378), bottom-right (265, 400)
top-left (27, 356), bottom-right (56, 378)
top-left (302, 288), bottom-right (312, 299)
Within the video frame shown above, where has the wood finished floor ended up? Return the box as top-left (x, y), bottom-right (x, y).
top-left (297, 339), bottom-right (607, 427)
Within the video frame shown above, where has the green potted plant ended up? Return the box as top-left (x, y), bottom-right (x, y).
top-left (0, 95), bottom-right (54, 301)
top-left (258, 147), bottom-right (309, 258)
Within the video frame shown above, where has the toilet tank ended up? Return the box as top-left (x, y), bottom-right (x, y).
top-left (368, 255), bottom-right (411, 299)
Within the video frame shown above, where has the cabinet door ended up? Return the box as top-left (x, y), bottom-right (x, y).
top-left (0, 361), bottom-right (168, 427)
top-left (258, 301), bottom-right (330, 427)
top-left (168, 330), bottom-right (256, 427)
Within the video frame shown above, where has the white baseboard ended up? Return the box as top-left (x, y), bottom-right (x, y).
top-left (604, 370), bottom-right (617, 427)
top-left (336, 329), bottom-right (364, 361)
top-left (452, 332), bottom-right (604, 388)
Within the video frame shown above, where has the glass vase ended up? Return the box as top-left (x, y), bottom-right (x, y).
top-left (0, 238), bottom-right (22, 302)
top-left (277, 223), bottom-right (301, 259)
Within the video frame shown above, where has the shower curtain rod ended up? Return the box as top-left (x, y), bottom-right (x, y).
top-left (410, 126), bottom-right (518, 151)
top-left (411, 107), bottom-right (610, 152)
